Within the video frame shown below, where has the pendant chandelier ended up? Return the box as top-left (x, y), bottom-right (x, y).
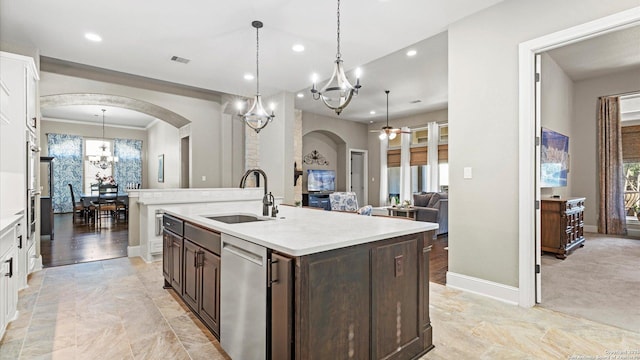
top-left (87, 109), bottom-right (119, 170)
top-left (310, 0), bottom-right (361, 115)
top-left (239, 20), bottom-right (275, 133)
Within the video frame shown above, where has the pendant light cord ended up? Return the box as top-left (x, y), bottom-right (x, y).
top-left (256, 25), bottom-right (260, 95)
top-left (386, 90), bottom-right (390, 127)
top-left (336, 0), bottom-right (341, 59)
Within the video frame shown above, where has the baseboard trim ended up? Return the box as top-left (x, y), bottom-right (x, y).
top-left (127, 246), bottom-right (140, 258)
top-left (446, 271), bottom-right (519, 306)
top-left (584, 225), bottom-right (597, 233)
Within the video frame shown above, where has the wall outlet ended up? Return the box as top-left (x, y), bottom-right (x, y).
top-left (463, 167), bottom-right (473, 179)
top-left (201, 176), bottom-right (206, 181)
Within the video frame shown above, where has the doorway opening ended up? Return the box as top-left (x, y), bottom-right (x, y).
top-left (349, 149), bottom-right (368, 207)
top-left (519, 7), bottom-right (640, 331)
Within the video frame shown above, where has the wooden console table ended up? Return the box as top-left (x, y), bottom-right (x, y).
top-left (387, 207), bottom-right (418, 220)
top-left (541, 197), bottom-right (585, 259)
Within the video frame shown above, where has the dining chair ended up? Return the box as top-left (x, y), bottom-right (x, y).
top-left (92, 184), bottom-right (118, 227)
top-left (68, 184), bottom-right (86, 224)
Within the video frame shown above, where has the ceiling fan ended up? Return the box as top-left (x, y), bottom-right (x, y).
top-left (371, 90), bottom-right (409, 140)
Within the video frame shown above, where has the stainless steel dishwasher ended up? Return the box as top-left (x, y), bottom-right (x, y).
top-left (220, 233), bottom-right (267, 360)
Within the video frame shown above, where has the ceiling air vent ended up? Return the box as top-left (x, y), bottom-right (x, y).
top-left (170, 56), bottom-right (191, 64)
top-left (409, 99), bottom-right (422, 104)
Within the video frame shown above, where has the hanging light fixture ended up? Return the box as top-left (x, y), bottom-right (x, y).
top-left (238, 20), bottom-right (275, 133)
top-left (310, 0), bottom-right (361, 115)
top-left (87, 109), bottom-right (119, 170)
top-left (379, 90), bottom-right (397, 140)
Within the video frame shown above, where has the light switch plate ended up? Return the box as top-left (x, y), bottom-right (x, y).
top-left (463, 167), bottom-right (473, 179)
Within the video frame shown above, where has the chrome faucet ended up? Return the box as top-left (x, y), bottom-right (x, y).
top-left (239, 168), bottom-right (270, 216)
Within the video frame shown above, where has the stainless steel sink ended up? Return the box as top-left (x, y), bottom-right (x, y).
top-left (205, 214), bottom-right (270, 224)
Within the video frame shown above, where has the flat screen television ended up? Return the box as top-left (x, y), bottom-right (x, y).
top-left (540, 128), bottom-right (569, 187)
top-left (307, 169), bottom-right (336, 192)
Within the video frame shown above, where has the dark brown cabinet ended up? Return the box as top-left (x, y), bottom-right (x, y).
top-left (183, 223), bottom-right (221, 337)
top-left (163, 212), bottom-right (434, 360)
top-left (541, 197), bottom-right (585, 259)
top-left (162, 215), bottom-right (183, 292)
top-left (295, 232), bottom-right (433, 360)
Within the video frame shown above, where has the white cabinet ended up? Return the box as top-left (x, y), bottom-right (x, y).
top-left (0, 217), bottom-right (20, 339)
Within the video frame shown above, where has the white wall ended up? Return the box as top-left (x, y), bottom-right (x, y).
top-left (448, 0), bottom-right (639, 288)
top-left (147, 120), bottom-right (180, 189)
top-left (572, 67), bottom-right (640, 227)
top-left (540, 52), bottom-right (575, 199)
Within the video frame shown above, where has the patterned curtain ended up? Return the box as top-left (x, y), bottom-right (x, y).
top-left (597, 96), bottom-right (626, 235)
top-left (47, 134), bottom-right (83, 213)
top-left (114, 138), bottom-right (142, 188)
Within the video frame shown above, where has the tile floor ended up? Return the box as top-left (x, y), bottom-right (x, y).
top-left (1, 257), bottom-right (639, 359)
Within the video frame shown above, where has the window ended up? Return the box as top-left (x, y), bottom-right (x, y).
top-left (411, 128), bottom-right (428, 145)
top-left (388, 166), bottom-right (400, 204)
top-left (411, 165), bottom-right (429, 193)
top-left (84, 138), bottom-right (114, 193)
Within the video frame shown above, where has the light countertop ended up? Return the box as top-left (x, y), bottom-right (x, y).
top-left (164, 205), bottom-right (438, 256)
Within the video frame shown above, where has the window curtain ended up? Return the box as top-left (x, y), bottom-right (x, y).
top-left (114, 138), bottom-right (143, 189)
top-left (597, 96), bottom-right (626, 235)
top-left (47, 134), bottom-right (83, 213)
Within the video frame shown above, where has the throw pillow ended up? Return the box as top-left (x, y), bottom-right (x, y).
top-left (413, 193), bottom-right (432, 207)
top-left (427, 193), bottom-right (441, 208)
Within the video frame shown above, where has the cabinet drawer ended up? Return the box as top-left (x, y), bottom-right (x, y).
top-left (184, 223), bottom-right (221, 255)
top-left (163, 215), bottom-right (183, 236)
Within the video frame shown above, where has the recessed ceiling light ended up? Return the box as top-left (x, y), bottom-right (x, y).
top-left (292, 44), bottom-right (305, 52)
top-left (369, 120), bottom-right (373, 124)
top-left (85, 33), bottom-right (102, 42)
top-left (406, 49), bottom-right (417, 57)
top-left (244, 73), bottom-right (254, 81)
top-left (370, 110), bottom-right (376, 115)
top-left (297, 93), bottom-right (304, 98)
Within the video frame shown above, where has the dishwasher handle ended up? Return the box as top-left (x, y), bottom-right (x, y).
top-left (223, 243), bottom-right (264, 266)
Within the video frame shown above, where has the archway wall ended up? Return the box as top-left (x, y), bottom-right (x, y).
top-left (302, 111), bottom-right (368, 196)
top-left (39, 71), bottom-right (234, 188)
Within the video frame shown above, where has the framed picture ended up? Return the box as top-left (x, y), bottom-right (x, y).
top-left (158, 154), bottom-right (164, 183)
top-left (540, 128), bottom-right (569, 187)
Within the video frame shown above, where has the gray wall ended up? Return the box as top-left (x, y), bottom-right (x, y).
top-left (540, 52), bottom-right (575, 199)
top-left (367, 109), bottom-right (448, 207)
top-left (302, 132), bottom-right (338, 192)
top-left (147, 120), bottom-right (180, 189)
top-left (448, 0), bottom-right (639, 288)
top-left (39, 71), bottom-right (233, 188)
top-left (572, 67), bottom-right (640, 227)
top-left (39, 120), bottom-right (149, 187)
top-left (302, 111), bottom-right (368, 195)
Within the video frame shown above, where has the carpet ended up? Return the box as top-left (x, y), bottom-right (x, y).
top-left (539, 232), bottom-right (640, 333)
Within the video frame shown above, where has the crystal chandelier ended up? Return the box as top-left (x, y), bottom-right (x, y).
top-left (310, 0), bottom-right (361, 115)
top-left (87, 109), bottom-right (118, 170)
top-left (238, 20), bottom-right (275, 133)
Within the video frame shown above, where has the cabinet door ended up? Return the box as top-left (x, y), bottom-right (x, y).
top-left (271, 253), bottom-right (293, 360)
top-left (199, 249), bottom-right (220, 336)
top-left (170, 233), bottom-right (183, 293)
top-left (298, 247), bottom-right (370, 360)
top-left (183, 240), bottom-right (199, 311)
top-left (162, 231), bottom-right (172, 284)
top-left (371, 237), bottom-right (421, 360)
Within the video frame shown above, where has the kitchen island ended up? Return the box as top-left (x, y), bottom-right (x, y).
top-left (162, 205), bottom-right (437, 360)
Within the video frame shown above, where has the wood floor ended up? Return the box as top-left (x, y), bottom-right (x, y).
top-left (41, 213), bottom-right (128, 268)
top-left (429, 234), bottom-right (448, 285)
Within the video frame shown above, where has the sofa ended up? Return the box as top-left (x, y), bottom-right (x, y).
top-left (412, 192), bottom-right (448, 235)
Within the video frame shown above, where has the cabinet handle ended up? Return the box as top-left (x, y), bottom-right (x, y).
top-left (268, 258), bottom-right (279, 287)
top-left (18, 235), bottom-right (23, 249)
top-left (5, 258), bottom-right (13, 278)
top-left (194, 250), bottom-right (198, 268)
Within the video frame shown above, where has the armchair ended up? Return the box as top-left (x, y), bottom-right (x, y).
top-left (412, 192), bottom-right (448, 235)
